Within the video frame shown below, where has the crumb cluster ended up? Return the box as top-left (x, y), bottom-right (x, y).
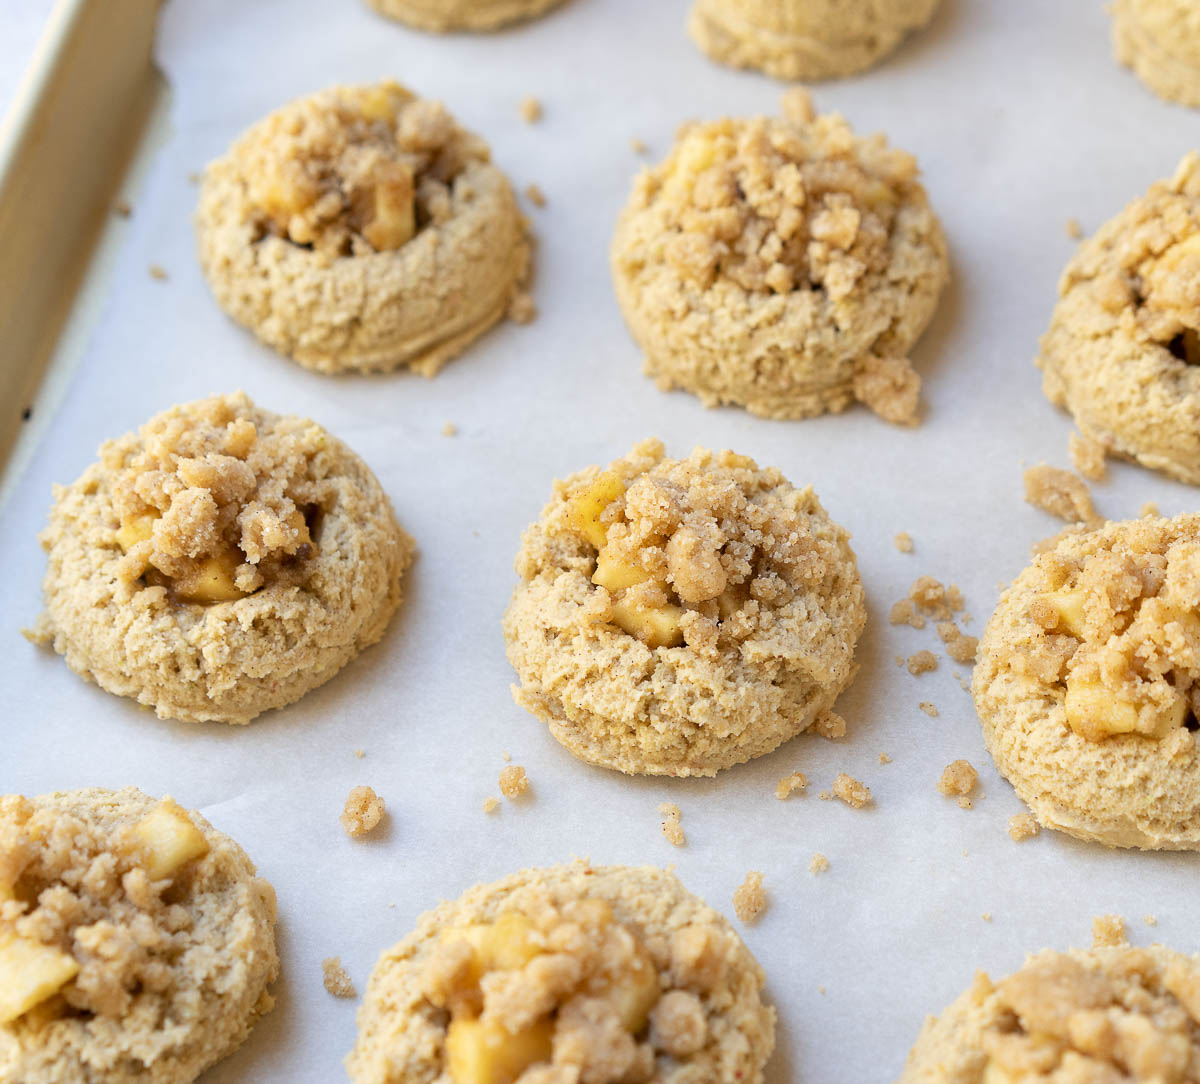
top-left (1069, 432), bottom-right (1107, 482)
top-left (937, 760), bottom-right (978, 808)
top-left (832, 773), bottom-right (872, 808)
top-left (498, 765), bottom-right (530, 800)
top-left (732, 872), bottom-right (767, 923)
top-left (322, 956), bottom-right (356, 997)
top-left (1007, 812), bottom-right (1040, 842)
top-left (891, 575), bottom-right (978, 667)
top-left (341, 786), bottom-right (386, 838)
top-left (659, 803), bottom-right (686, 846)
top-left (1023, 464), bottom-right (1101, 528)
top-left (809, 853), bottom-right (829, 874)
top-left (775, 771), bottom-right (807, 799)
top-left (1091, 914), bottom-right (1128, 949)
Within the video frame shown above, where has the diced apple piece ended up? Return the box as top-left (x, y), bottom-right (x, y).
top-left (0, 936), bottom-right (79, 1023)
top-left (592, 547), bottom-right (654, 592)
top-left (565, 471), bottom-right (625, 549)
top-left (1042, 587), bottom-right (1087, 637)
top-left (131, 799), bottom-right (210, 880)
top-left (363, 163), bottom-right (415, 251)
top-left (445, 1014), bottom-right (553, 1084)
top-left (172, 551), bottom-right (247, 604)
top-left (1064, 680), bottom-right (1187, 741)
top-left (603, 943), bottom-right (660, 1033)
top-left (611, 599), bottom-right (684, 649)
top-left (116, 511), bottom-right (158, 552)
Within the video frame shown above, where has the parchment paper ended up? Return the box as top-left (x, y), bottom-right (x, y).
top-left (3, 1), bottom-right (1200, 1080)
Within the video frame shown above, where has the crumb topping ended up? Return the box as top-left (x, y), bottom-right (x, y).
top-left (1024, 465), bottom-right (1101, 527)
top-left (1008, 813), bottom-right (1040, 842)
top-left (732, 872), bottom-right (766, 923)
top-left (323, 956), bottom-right (356, 998)
top-left (1069, 432), bottom-right (1108, 482)
top-left (775, 772), bottom-right (807, 799)
top-left (341, 786), bottom-right (385, 838)
top-left (907, 650), bottom-right (938, 676)
top-left (658, 803), bottom-right (685, 847)
top-left (1092, 914), bottom-right (1128, 949)
top-left (937, 760), bottom-right (978, 805)
top-left (831, 773), bottom-right (872, 808)
top-left (894, 531), bottom-right (914, 553)
top-left (499, 766), bottom-right (530, 800)
top-left (809, 853), bottom-right (829, 874)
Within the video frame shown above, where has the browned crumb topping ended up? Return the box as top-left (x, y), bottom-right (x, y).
top-left (809, 853), bottom-right (829, 874)
top-left (1066, 217), bottom-right (1083, 240)
top-left (1023, 464), bottom-right (1101, 527)
top-left (148, 264), bottom-right (168, 281)
top-left (919, 701), bottom-right (939, 717)
top-left (234, 81), bottom-right (487, 259)
top-left (775, 771), bottom-right (807, 799)
top-left (890, 598), bottom-right (926, 629)
top-left (658, 803), bottom-right (685, 847)
top-left (832, 773), bottom-right (872, 808)
top-left (937, 760), bottom-right (978, 805)
top-left (524, 182), bottom-right (546, 208)
top-left (1008, 812), bottom-right (1040, 842)
top-left (937, 620), bottom-right (980, 664)
top-left (322, 956), bottom-right (356, 997)
top-left (507, 291), bottom-right (537, 325)
top-left (106, 395), bottom-right (324, 606)
top-left (813, 709), bottom-right (847, 740)
top-left (519, 96), bottom-right (542, 124)
top-left (482, 797), bottom-right (500, 815)
top-left (1069, 432), bottom-right (1107, 482)
top-left (341, 786), bottom-right (385, 838)
top-left (499, 765), bottom-right (530, 800)
top-left (1092, 914), bottom-right (1128, 949)
top-left (907, 650), bottom-right (938, 676)
top-left (732, 872), bottom-right (767, 923)
top-left (894, 531), bottom-right (914, 553)
top-left (879, 753), bottom-right (892, 764)
top-left (441, 421), bottom-right (458, 437)
top-left (1030, 523), bottom-right (1089, 558)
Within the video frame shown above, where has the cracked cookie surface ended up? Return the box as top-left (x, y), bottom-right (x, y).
top-left (1113, 0), bottom-right (1200, 108)
top-left (29, 392), bottom-right (414, 724)
top-left (502, 439), bottom-right (865, 776)
top-left (611, 91), bottom-right (948, 423)
top-left (972, 514), bottom-right (1200, 849)
top-left (366, 0), bottom-right (568, 31)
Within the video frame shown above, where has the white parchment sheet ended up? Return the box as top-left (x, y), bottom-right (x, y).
top-left (4, 1), bottom-right (1200, 1079)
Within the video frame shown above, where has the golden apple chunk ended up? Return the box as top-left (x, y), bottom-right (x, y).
top-left (0, 936), bottom-right (79, 1024)
top-left (131, 799), bottom-right (210, 880)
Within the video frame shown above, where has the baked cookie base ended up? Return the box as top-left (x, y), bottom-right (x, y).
top-left (1113, 0), bottom-right (1200, 108)
top-left (366, 0), bottom-right (568, 32)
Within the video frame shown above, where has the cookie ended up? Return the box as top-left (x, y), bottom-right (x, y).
top-left (366, 0), bottom-right (568, 32)
top-left (28, 392), bottom-right (414, 725)
top-left (972, 514), bottom-right (1200, 850)
top-left (0, 786), bottom-right (278, 1083)
top-left (345, 861), bottom-right (775, 1083)
top-left (900, 945), bottom-right (1200, 1083)
top-left (502, 439), bottom-right (866, 776)
top-left (611, 90), bottom-right (948, 424)
top-left (1113, 0), bottom-right (1200, 108)
top-left (196, 81), bottom-right (531, 376)
top-left (688, 0), bottom-right (942, 81)
top-left (1037, 153), bottom-right (1200, 484)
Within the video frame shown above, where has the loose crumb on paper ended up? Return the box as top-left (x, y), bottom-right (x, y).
top-left (502, 750), bottom-right (512, 763)
top-left (813, 709), bottom-right (847, 740)
top-left (482, 796), bottom-right (500, 814)
top-left (322, 957), bottom-right (356, 998)
top-left (508, 292), bottom-right (537, 325)
top-left (1092, 914), bottom-right (1128, 949)
top-left (832, 773), bottom-right (872, 809)
top-left (733, 871), bottom-right (767, 923)
top-left (1065, 217), bottom-right (1083, 240)
top-left (659, 802), bottom-right (685, 846)
top-left (353, 748), bottom-right (365, 759)
top-left (937, 760), bottom-right (978, 808)
top-left (441, 422), bottom-right (458, 437)
top-left (1068, 432), bottom-right (1107, 481)
top-left (631, 137), bottom-right (647, 154)
top-left (937, 620), bottom-right (979, 664)
top-left (519, 96), bottom-right (542, 123)
top-left (981, 912), bottom-right (993, 923)
top-left (809, 853), bottom-right (829, 874)
top-left (907, 650), bottom-right (938, 676)
top-left (1144, 914), bottom-right (1158, 927)
top-left (890, 599), bottom-right (926, 629)
top-left (499, 765), bottom-right (530, 800)
top-left (1008, 813), bottom-right (1040, 841)
top-left (775, 771), bottom-right (807, 800)
top-left (524, 182), bottom-right (546, 208)
top-left (1023, 464), bottom-right (1100, 527)
top-left (341, 786), bottom-right (385, 838)
top-left (879, 753), bottom-right (892, 765)
top-left (1141, 501), bottom-right (1160, 518)
top-left (148, 264), bottom-right (168, 282)
top-left (919, 701), bottom-right (938, 718)
top-left (893, 531), bottom-right (913, 553)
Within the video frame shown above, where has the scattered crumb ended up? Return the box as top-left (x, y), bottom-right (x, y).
top-left (631, 137), bottom-right (647, 154)
top-left (1144, 914), bottom-right (1158, 927)
top-left (441, 421), bottom-right (458, 437)
top-left (148, 264), bottom-right (168, 282)
top-left (775, 771), bottom-right (807, 800)
top-left (832, 773), bottom-right (872, 809)
top-left (519, 95), bottom-right (542, 123)
top-left (1141, 501), bottom-right (1160, 518)
top-left (894, 654), bottom-right (905, 667)
top-left (353, 748), bottom-right (365, 759)
top-left (937, 760), bottom-right (978, 806)
top-left (889, 599), bottom-right (926, 629)
top-left (322, 957), bottom-right (356, 998)
top-left (981, 912), bottom-right (993, 923)
top-left (1092, 914), bottom-right (1128, 949)
top-left (912, 576), bottom-right (963, 617)
top-left (498, 765), bottom-right (529, 800)
top-left (340, 786), bottom-right (385, 838)
top-left (813, 709), bottom-right (846, 740)
top-left (894, 531), bottom-right (913, 553)
top-left (818, 985), bottom-right (826, 995)
top-left (918, 701), bottom-right (939, 718)
top-left (732, 871), bottom-right (767, 923)
top-left (878, 753), bottom-right (892, 765)
top-left (524, 182), bottom-right (546, 208)
top-left (659, 802), bottom-right (685, 847)
top-left (937, 620), bottom-right (979, 664)
top-left (113, 197), bottom-right (132, 217)
top-left (1065, 217), bottom-right (1083, 240)
top-left (1023, 464), bottom-right (1100, 527)
top-left (482, 796), bottom-right (500, 814)
top-left (502, 751), bottom-right (512, 763)
top-left (187, 170), bottom-right (200, 183)
top-left (1007, 812), bottom-right (1040, 842)
top-left (907, 650), bottom-right (938, 676)
top-left (809, 852), bottom-right (829, 874)
top-left (817, 790), bottom-right (831, 801)
top-left (508, 292), bottom-right (537, 325)
top-left (1068, 432), bottom-right (1107, 481)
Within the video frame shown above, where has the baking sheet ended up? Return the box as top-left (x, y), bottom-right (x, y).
top-left (4, 1), bottom-right (1200, 1080)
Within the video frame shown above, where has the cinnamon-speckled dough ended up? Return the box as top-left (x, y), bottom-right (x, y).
top-left (28, 393), bottom-right (414, 724)
top-left (0, 787), bottom-right (278, 1084)
top-left (196, 82), bottom-right (530, 376)
top-left (1037, 154), bottom-right (1200, 485)
top-left (366, 0), bottom-right (568, 31)
top-left (502, 440), bottom-right (866, 776)
top-left (972, 515), bottom-right (1200, 850)
top-left (1113, 0), bottom-right (1200, 108)
top-left (611, 90), bottom-right (948, 423)
top-left (345, 862), bottom-right (775, 1083)
top-left (900, 945), bottom-right (1200, 1083)
top-left (689, 0), bottom-right (942, 81)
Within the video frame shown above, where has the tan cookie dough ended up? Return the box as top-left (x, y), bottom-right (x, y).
top-left (1037, 154), bottom-right (1200, 485)
top-left (366, 0), bottom-right (568, 31)
top-left (1113, 0), bottom-right (1200, 108)
top-left (900, 945), bottom-right (1200, 1083)
top-left (972, 514), bottom-right (1200, 850)
top-left (611, 90), bottom-right (948, 423)
top-left (502, 440), bottom-right (866, 776)
top-left (0, 786), bottom-right (278, 1083)
top-left (196, 81), bottom-right (530, 375)
top-left (689, 0), bottom-right (943, 81)
top-left (345, 862), bottom-right (775, 1083)
top-left (29, 393), bottom-right (414, 725)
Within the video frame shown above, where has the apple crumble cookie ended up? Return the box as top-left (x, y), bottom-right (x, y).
top-left (611, 90), bottom-right (948, 422)
top-left (345, 862), bottom-right (775, 1083)
top-left (1112, 0), bottom-right (1200, 108)
top-left (1037, 154), bottom-right (1200, 484)
top-left (196, 81), bottom-right (530, 375)
top-left (688, 0), bottom-right (943, 82)
top-left (973, 514), bottom-right (1200, 849)
top-left (366, 0), bottom-right (568, 32)
top-left (899, 945), bottom-right (1200, 1083)
top-left (0, 787), bottom-right (277, 1084)
top-left (28, 393), bottom-right (414, 724)
top-left (502, 439), bottom-right (866, 776)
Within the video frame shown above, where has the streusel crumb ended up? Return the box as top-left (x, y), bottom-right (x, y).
top-left (524, 182), bottom-right (546, 208)
top-left (890, 599), bottom-right (926, 629)
top-left (1092, 914), bottom-right (1128, 949)
top-left (149, 264), bottom-right (168, 282)
top-left (733, 871), bottom-right (767, 923)
top-left (519, 96), bottom-right (542, 124)
top-left (937, 620), bottom-right (979, 664)
top-left (508, 291), bottom-right (537, 325)
top-left (341, 786), bottom-right (385, 838)
top-left (1144, 915), bottom-right (1158, 927)
top-left (809, 853), bottom-right (829, 874)
top-left (832, 773), bottom-right (872, 808)
top-left (1069, 432), bottom-right (1107, 482)
top-left (937, 760), bottom-right (977, 804)
top-left (1007, 813), bottom-right (1039, 841)
top-left (482, 796), bottom-right (500, 814)
top-left (440, 422), bottom-right (457, 437)
top-left (1066, 217), bottom-right (1083, 240)
top-left (894, 531), bottom-right (914, 553)
top-left (659, 802), bottom-right (686, 846)
top-left (879, 753), bottom-right (892, 764)
top-left (498, 765), bottom-right (530, 799)
top-left (322, 956), bottom-right (356, 998)
top-left (907, 650), bottom-right (938, 676)
top-left (1023, 464), bottom-right (1101, 527)
top-left (775, 771), bottom-right (807, 799)
top-left (919, 701), bottom-right (938, 717)
top-left (813, 709), bottom-right (847, 740)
